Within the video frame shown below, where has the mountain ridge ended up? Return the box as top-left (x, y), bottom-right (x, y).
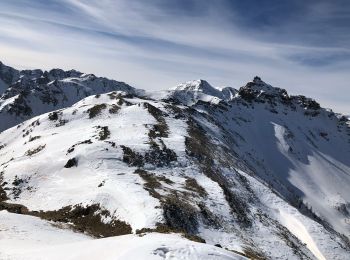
top-left (1, 61), bottom-right (347, 133)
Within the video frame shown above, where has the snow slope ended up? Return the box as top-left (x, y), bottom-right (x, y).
top-left (0, 211), bottom-right (91, 256)
top-left (0, 211), bottom-right (242, 260)
top-left (189, 79), bottom-right (350, 238)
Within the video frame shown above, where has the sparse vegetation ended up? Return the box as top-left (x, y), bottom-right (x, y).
top-left (55, 119), bottom-right (68, 127)
top-left (185, 119), bottom-right (252, 227)
top-left (135, 169), bottom-right (174, 198)
top-left (144, 141), bottom-right (177, 167)
top-left (135, 169), bottom-right (162, 199)
top-left (134, 169), bottom-right (215, 238)
top-left (242, 247), bottom-right (267, 260)
top-left (48, 111), bottom-right (67, 126)
top-left (164, 104), bottom-right (185, 119)
top-left (107, 92), bottom-right (120, 100)
top-left (144, 102), bottom-right (169, 138)
top-left (121, 146), bottom-right (144, 167)
top-left (87, 104), bottom-right (107, 118)
top-left (21, 119), bottom-right (40, 137)
top-left (96, 126), bottom-right (110, 140)
top-left (0, 172), bottom-right (8, 202)
top-left (163, 196), bottom-right (199, 235)
top-left (31, 204), bottom-right (132, 237)
top-left (28, 135), bottom-right (41, 142)
top-left (1, 183), bottom-right (131, 237)
top-left (136, 224), bottom-right (205, 243)
top-left (0, 201), bottom-right (29, 214)
top-left (25, 144), bottom-right (46, 156)
top-left (11, 175), bottom-right (31, 199)
top-left (120, 107), bottom-right (176, 167)
top-left (48, 111), bottom-right (60, 121)
top-left (197, 203), bottom-right (222, 228)
top-left (109, 104), bottom-right (120, 114)
top-left (184, 178), bottom-right (207, 197)
top-left (67, 139), bottom-right (92, 154)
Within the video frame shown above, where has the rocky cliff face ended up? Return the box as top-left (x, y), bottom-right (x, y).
top-left (0, 63), bottom-right (349, 259)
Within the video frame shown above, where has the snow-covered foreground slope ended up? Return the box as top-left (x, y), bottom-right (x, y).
top-left (0, 211), bottom-right (91, 256)
top-left (0, 211), bottom-right (242, 260)
top-left (0, 87), bottom-right (349, 259)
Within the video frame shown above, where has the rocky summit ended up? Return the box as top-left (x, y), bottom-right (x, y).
top-left (0, 62), bottom-right (349, 260)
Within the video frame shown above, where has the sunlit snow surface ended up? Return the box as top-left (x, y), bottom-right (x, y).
top-left (0, 212), bottom-right (243, 260)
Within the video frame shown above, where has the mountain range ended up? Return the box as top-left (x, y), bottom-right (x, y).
top-left (0, 62), bottom-right (349, 260)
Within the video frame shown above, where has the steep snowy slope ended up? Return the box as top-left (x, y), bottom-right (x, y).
top-left (165, 77), bottom-right (350, 238)
top-left (1, 87), bottom-right (349, 259)
top-left (0, 62), bottom-right (138, 132)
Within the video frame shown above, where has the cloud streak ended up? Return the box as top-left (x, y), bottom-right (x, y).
top-left (0, 0), bottom-right (349, 113)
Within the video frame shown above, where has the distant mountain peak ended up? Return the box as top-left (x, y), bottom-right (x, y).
top-left (253, 75), bottom-right (263, 83)
top-left (0, 62), bottom-right (137, 132)
top-left (173, 79), bottom-right (216, 93)
top-left (166, 79), bottom-right (237, 105)
top-left (45, 68), bottom-right (83, 80)
top-left (241, 76), bottom-right (285, 96)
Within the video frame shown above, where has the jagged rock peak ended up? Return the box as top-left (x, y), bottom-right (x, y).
top-left (242, 76), bottom-right (288, 96)
top-left (238, 77), bottom-right (323, 112)
top-left (237, 76), bottom-right (292, 104)
top-left (0, 61), bottom-right (86, 83)
top-left (252, 76), bottom-right (263, 84)
top-left (45, 68), bottom-right (83, 80)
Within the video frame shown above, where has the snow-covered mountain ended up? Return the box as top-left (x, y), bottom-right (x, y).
top-left (0, 61), bottom-right (139, 132)
top-left (0, 63), bottom-right (349, 260)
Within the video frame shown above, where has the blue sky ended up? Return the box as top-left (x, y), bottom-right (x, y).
top-left (0, 0), bottom-right (349, 113)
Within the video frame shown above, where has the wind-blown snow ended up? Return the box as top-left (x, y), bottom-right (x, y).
top-left (279, 210), bottom-right (326, 260)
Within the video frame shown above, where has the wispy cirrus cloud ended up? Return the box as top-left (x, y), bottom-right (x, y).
top-left (0, 0), bottom-right (349, 113)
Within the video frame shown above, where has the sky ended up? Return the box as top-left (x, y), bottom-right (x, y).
top-left (0, 0), bottom-right (349, 114)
